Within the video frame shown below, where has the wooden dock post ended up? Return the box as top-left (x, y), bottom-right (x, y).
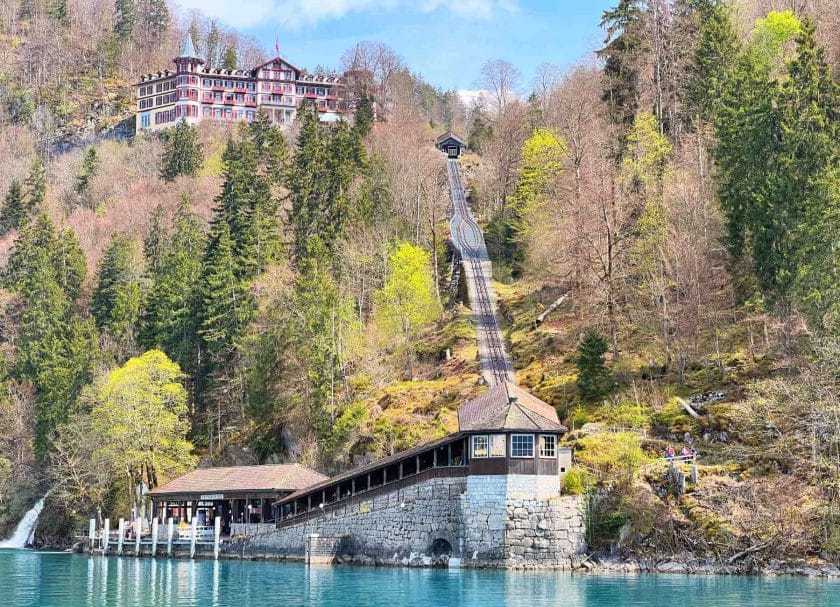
top-left (102, 519), bottom-right (110, 555)
top-left (691, 464), bottom-right (699, 484)
top-left (88, 519), bottom-right (96, 552)
top-left (151, 517), bottom-right (159, 557)
top-left (189, 517), bottom-right (197, 559)
top-left (134, 517), bottom-right (142, 556)
top-left (117, 519), bottom-right (125, 555)
top-left (213, 516), bottom-right (221, 560)
top-left (166, 518), bottom-right (174, 557)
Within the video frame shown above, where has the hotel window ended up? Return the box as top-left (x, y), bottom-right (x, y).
top-left (203, 107), bottom-right (211, 118)
top-left (140, 113), bottom-right (150, 128)
top-left (471, 435), bottom-right (489, 458)
top-left (203, 79), bottom-right (211, 87)
top-left (511, 434), bottom-right (535, 458)
top-left (539, 435), bottom-right (557, 458)
top-left (246, 111), bottom-right (255, 121)
top-left (489, 434), bottom-right (506, 458)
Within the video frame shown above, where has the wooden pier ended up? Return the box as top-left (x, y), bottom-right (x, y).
top-left (84, 515), bottom-right (223, 559)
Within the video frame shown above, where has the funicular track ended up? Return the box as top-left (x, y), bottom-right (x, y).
top-left (447, 159), bottom-right (514, 386)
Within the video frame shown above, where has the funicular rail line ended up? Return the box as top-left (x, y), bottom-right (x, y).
top-left (447, 159), bottom-right (514, 386)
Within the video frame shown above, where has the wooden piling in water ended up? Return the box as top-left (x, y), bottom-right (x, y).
top-left (117, 519), bottom-right (124, 555)
top-left (189, 517), bottom-right (197, 558)
top-left (134, 517), bottom-right (142, 556)
top-left (102, 519), bottom-right (110, 555)
top-left (88, 519), bottom-right (96, 552)
top-left (151, 518), bottom-right (159, 557)
top-left (214, 517), bottom-right (221, 560)
top-left (166, 518), bottom-right (174, 557)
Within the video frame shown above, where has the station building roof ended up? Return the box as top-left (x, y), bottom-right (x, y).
top-left (458, 381), bottom-right (566, 433)
top-left (149, 464), bottom-right (327, 498)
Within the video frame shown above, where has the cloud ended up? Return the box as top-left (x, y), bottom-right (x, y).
top-left (176, 0), bottom-right (518, 29)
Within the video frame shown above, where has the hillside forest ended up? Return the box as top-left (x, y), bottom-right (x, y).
top-left (0, 0), bottom-right (837, 566)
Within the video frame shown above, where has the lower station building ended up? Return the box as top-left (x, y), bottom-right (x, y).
top-left (149, 464), bottom-right (326, 536)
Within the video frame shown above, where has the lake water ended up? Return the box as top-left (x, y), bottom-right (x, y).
top-left (0, 550), bottom-right (838, 606)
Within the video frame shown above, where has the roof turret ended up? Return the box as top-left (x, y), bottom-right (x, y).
top-left (177, 33), bottom-right (202, 62)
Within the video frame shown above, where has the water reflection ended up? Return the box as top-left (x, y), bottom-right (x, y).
top-left (0, 550), bottom-right (838, 607)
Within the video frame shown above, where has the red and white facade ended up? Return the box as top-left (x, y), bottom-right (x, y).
top-left (136, 38), bottom-right (346, 132)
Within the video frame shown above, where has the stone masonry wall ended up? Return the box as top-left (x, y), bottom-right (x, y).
top-left (225, 474), bottom-right (586, 568)
top-left (230, 477), bottom-right (466, 560)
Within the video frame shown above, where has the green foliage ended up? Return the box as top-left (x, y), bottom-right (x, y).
top-left (468, 111), bottom-right (493, 153)
top-left (287, 106), bottom-right (366, 264)
top-left (374, 242), bottom-right (442, 371)
top-left (354, 95), bottom-right (374, 138)
top-left (574, 329), bottom-right (613, 402)
top-left (751, 10), bottom-right (802, 70)
top-left (714, 17), bottom-right (839, 317)
top-left (0, 159), bottom-right (46, 235)
top-left (139, 201), bottom-right (204, 374)
top-left (597, 0), bottom-right (645, 155)
top-left (113, 0), bottom-right (137, 40)
top-left (494, 128), bottom-right (568, 276)
top-left (0, 180), bottom-right (25, 236)
top-left (562, 467), bottom-right (590, 495)
top-left (92, 234), bottom-right (143, 351)
top-left (221, 47), bottom-right (237, 70)
top-left (160, 120), bottom-right (203, 181)
top-left (622, 111), bottom-right (671, 193)
top-left (576, 431), bottom-right (650, 484)
top-left (85, 350), bottom-right (195, 489)
top-left (74, 147), bottom-right (100, 197)
top-left (4, 214), bottom-right (96, 458)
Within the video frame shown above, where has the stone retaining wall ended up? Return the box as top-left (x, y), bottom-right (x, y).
top-left (226, 474), bottom-right (586, 568)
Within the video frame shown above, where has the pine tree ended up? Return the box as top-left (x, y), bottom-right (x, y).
top-left (143, 204), bottom-right (168, 275)
top-left (197, 222), bottom-right (253, 361)
top-left (91, 234), bottom-right (143, 350)
top-left (0, 180), bottom-right (25, 235)
top-left (687, 0), bottom-right (740, 123)
top-left (54, 228), bottom-right (87, 302)
top-left (75, 147), bottom-right (100, 197)
top-left (246, 110), bottom-right (288, 179)
top-left (114, 0), bottom-right (136, 40)
top-left (23, 157), bottom-right (46, 210)
top-left (287, 106), bottom-right (363, 264)
top-left (574, 329), bottom-right (613, 402)
top-left (140, 201), bottom-right (204, 373)
top-left (222, 47), bottom-right (238, 70)
top-left (597, 0), bottom-right (646, 157)
top-left (161, 120), bottom-right (203, 181)
top-left (354, 94), bottom-right (374, 138)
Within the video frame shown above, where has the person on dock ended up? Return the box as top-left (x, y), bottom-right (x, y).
top-left (666, 445), bottom-right (675, 461)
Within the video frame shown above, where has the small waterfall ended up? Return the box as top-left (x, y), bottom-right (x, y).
top-left (0, 497), bottom-right (46, 549)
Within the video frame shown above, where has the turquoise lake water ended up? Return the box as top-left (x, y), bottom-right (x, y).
top-left (1, 550), bottom-right (838, 606)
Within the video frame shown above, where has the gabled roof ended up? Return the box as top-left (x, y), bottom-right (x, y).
top-left (253, 56), bottom-right (302, 74)
top-left (149, 464), bottom-right (327, 497)
top-left (436, 131), bottom-right (465, 146)
top-left (457, 382), bottom-right (565, 432)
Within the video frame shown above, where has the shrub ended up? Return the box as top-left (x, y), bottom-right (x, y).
top-left (562, 467), bottom-right (589, 495)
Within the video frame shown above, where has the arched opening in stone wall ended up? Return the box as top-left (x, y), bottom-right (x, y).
top-left (430, 538), bottom-right (453, 556)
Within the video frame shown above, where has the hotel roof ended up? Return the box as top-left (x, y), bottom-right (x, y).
top-left (150, 464), bottom-right (327, 497)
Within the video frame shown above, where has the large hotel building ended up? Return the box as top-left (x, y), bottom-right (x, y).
top-left (136, 36), bottom-right (346, 132)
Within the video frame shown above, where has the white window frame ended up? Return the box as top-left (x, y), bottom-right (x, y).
top-left (471, 435), bottom-right (488, 458)
top-left (539, 435), bottom-right (557, 459)
top-left (511, 434), bottom-right (535, 458)
top-left (489, 434), bottom-right (506, 458)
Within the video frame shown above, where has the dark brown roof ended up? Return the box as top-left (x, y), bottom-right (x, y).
top-left (458, 382), bottom-right (565, 432)
top-left (436, 131), bottom-right (465, 146)
top-left (276, 433), bottom-right (464, 505)
top-left (150, 464), bottom-right (327, 497)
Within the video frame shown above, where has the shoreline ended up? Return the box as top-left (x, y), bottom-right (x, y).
top-left (39, 542), bottom-right (840, 578)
